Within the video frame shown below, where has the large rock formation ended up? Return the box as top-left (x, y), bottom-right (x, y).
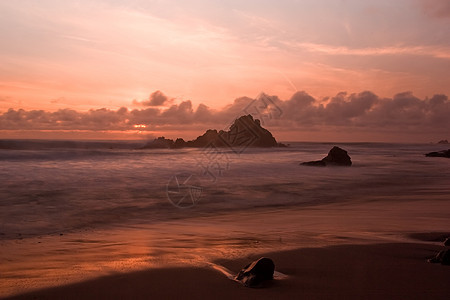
top-left (186, 129), bottom-right (223, 148)
top-left (142, 115), bottom-right (282, 149)
top-left (172, 138), bottom-right (187, 149)
top-left (219, 115), bottom-right (278, 148)
top-left (437, 139), bottom-right (449, 144)
top-left (141, 137), bottom-right (174, 149)
top-left (425, 149), bottom-right (450, 158)
top-left (301, 146), bottom-right (352, 166)
top-left (235, 257), bottom-right (275, 287)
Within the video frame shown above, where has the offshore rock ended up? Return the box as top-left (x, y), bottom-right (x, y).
top-left (301, 146), bottom-right (352, 166)
top-left (141, 115), bottom-right (282, 149)
top-left (425, 149), bottom-right (450, 158)
top-left (141, 137), bottom-right (174, 149)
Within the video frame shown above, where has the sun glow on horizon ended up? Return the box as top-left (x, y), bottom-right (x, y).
top-left (133, 124), bottom-right (147, 129)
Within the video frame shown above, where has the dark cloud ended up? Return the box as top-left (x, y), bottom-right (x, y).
top-left (133, 90), bottom-right (170, 106)
top-left (128, 107), bottom-right (159, 125)
top-left (160, 100), bottom-right (194, 124)
top-left (1, 91), bottom-right (449, 140)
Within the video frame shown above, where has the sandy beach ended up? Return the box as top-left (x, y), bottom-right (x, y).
top-left (5, 241), bottom-right (450, 300)
top-left (2, 197), bottom-right (450, 300)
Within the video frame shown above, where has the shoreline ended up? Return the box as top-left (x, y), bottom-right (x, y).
top-left (2, 198), bottom-right (450, 298)
top-left (5, 241), bottom-right (450, 300)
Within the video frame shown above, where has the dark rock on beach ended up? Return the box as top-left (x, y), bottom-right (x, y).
top-left (235, 257), bottom-right (275, 287)
top-left (428, 249), bottom-right (450, 265)
top-left (425, 149), bottom-right (450, 158)
top-left (444, 238), bottom-right (450, 247)
top-left (142, 115), bottom-right (282, 149)
top-left (301, 146), bottom-right (352, 167)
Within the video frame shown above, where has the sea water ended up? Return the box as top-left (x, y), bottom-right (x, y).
top-left (1, 140), bottom-right (449, 240)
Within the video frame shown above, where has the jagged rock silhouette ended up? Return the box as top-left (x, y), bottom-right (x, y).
top-left (142, 115), bottom-right (283, 150)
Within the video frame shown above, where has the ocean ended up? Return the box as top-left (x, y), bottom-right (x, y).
top-left (1, 140), bottom-right (449, 239)
top-left (1, 140), bottom-right (449, 295)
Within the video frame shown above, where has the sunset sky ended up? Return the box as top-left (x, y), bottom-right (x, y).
top-left (1, 0), bottom-right (449, 141)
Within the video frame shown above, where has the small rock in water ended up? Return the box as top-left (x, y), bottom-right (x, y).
top-left (235, 257), bottom-right (275, 287)
top-left (425, 149), bottom-right (450, 158)
top-left (301, 146), bottom-right (352, 166)
top-left (428, 249), bottom-right (450, 265)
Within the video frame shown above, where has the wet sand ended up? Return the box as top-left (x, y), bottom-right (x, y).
top-left (2, 199), bottom-right (450, 299)
top-left (5, 242), bottom-right (450, 300)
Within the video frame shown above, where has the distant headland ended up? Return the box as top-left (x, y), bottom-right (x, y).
top-left (142, 115), bottom-right (286, 149)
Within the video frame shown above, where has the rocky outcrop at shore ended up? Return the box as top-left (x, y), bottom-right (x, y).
top-left (235, 257), bottom-right (275, 287)
top-left (142, 115), bottom-right (284, 149)
top-left (444, 238), bottom-right (450, 247)
top-left (428, 249), bottom-right (450, 265)
top-left (425, 149), bottom-right (450, 158)
top-left (428, 236), bottom-right (450, 265)
top-left (301, 146), bottom-right (352, 166)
